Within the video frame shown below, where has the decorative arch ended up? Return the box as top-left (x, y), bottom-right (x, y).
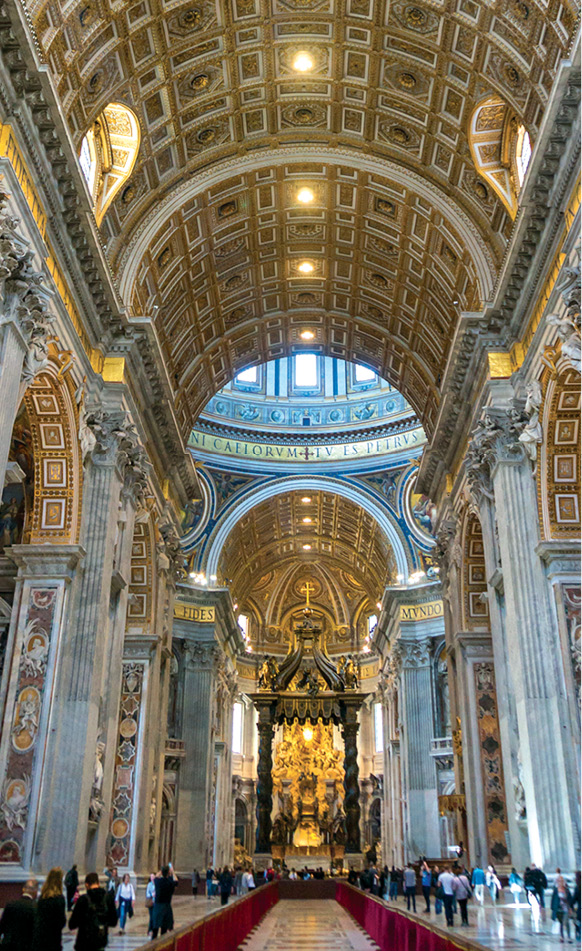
top-left (468, 96), bottom-right (530, 219)
top-left (202, 476), bottom-right (411, 579)
top-left (19, 355), bottom-right (83, 545)
top-left (80, 102), bottom-right (140, 226)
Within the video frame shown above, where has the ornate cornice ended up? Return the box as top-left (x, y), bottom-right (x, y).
top-left (418, 69), bottom-right (581, 499)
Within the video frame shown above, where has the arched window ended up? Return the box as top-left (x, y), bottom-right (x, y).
top-left (515, 125), bottom-right (532, 188)
top-left (468, 96), bottom-right (532, 218)
top-left (78, 103), bottom-right (140, 226)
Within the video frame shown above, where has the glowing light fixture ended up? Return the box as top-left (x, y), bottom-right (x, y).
top-left (298, 261), bottom-right (314, 274)
top-left (300, 330), bottom-right (315, 340)
top-left (302, 544), bottom-right (312, 550)
top-left (376, 602), bottom-right (382, 610)
top-left (302, 517), bottom-right (312, 523)
top-left (303, 726), bottom-right (313, 741)
top-left (297, 187), bottom-right (315, 204)
top-left (301, 496), bottom-right (312, 503)
top-left (293, 51), bottom-right (314, 72)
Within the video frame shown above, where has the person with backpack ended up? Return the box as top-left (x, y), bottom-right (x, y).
top-left (69, 872), bottom-right (117, 951)
top-left (65, 865), bottom-right (79, 912)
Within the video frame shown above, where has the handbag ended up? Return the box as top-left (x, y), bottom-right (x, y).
top-left (436, 885), bottom-right (445, 900)
top-left (145, 896), bottom-right (154, 908)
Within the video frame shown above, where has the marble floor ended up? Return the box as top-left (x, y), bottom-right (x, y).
top-left (389, 893), bottom-right (580, 950)
top-left (58, 888), bottom-right (580, 950)
top-left (239, 899), bottom-right (380, 950)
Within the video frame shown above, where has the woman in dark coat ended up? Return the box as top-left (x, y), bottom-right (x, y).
top-left (151, 864), bottom-right (178, 938)
top-left (34, 867), bottom-right (66, 951)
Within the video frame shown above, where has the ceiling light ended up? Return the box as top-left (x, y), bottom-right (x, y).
top-left (298, 261), bottom-right (314, 274)
top-left (300, 330), bottom-right (315, 340)
top-left (376, 602), bottom-right (382, 610)
top-left (302, 544), bottom-right (312, 550)
top-left (297, 187), bottom-right (315, 204)
top-left (302, 517), bottom-right (312, 523)
top-left (301, 496), bottom-right (312, 503)
top-left (303, 726), bottom-right (313, 741)
top-left (293, 51), bottom-right (314, 72)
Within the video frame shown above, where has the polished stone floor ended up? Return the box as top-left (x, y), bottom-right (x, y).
top-left (239, 900), bottom-right (379, 950)
top-left (58, 887), bottom-right (580, 950)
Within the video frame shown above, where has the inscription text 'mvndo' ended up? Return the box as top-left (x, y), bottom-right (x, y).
top-left (399, 600), bottom-right (443, 622)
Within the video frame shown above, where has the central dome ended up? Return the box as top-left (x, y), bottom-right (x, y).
top-left (189, 357), bottom-right (425, 472)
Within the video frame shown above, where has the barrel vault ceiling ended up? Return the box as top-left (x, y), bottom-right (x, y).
top-left (31, 0), bottom-right (579, 436)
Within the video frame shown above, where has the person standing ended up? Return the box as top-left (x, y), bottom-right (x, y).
top-left (64, 865), bottom-right (79, 912)
top-left (69, 872), bottom-right (117, 951)
top-left (403, 864), bottom-right (416, 913)
top-left (219, 866), bottom-right (233, 906)
top-left (530, 863), bottom-right (548, 913)
top-left (421, 860), bottom-right (432, 913)
top-left (389, 866), bottom-right (399, 901)
top-left (34, 868), bottom-right (66, 951)
top-left (191, 869), bottom-right (200, 896)
top-left (438, 867), bottom-right (456, 927)
top-left (453, 867), bottom-right (472, 926)
top-left (234, 866), bottom-right (243, 895)
top-left (471, 864), bottom-right (485, 905)
top-left (551, 869), bottom-right (573, 944)
top-left (0, 879), bottom-right (38, 951)
top-left (486, 865), bottom-right (501, 903)
top-left (508, 868), bottom-right (524, 904)
top-left (152, 865), bottom-right (178, 939)
top-left (115, 873), bottom-right (135, 935)
top-left (145, 874), bottom-right (156, 938)
top-left (206, 867), bottom-right (214, 900)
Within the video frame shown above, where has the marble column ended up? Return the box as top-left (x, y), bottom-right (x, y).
top-left (379, 671), bottom-right (404, 868)
top-left (398, 639), bottom-right (440, 860)
top-left (173, 639), bottom-right (221, 871)
top-left (467, 407), bottom-right (580, 869)
top-left (30, 407), bottom-right (148, 872)
top-left (254, 702), bottom-right (274, 857)
top-left (0, 544), bottom-right (84, 873)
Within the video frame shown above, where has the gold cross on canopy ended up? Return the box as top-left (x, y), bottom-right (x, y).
top-left (300, 582), bottom-right (314, 607)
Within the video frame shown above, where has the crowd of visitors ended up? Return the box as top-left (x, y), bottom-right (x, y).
top-left (351, 858), bottom-right (581, 942)
top-left (0, 855), bottom-right (578, 947)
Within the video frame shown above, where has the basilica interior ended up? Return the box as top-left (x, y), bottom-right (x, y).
top-left (0, 0), bottom-right (579, 944)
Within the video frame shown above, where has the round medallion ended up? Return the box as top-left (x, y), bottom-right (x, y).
top-left (111, 818), bottom-right (129, 839)
top-left (120, 717), bottom-right (137, 738)
top-left (190, 73), bottom-right (209, 90)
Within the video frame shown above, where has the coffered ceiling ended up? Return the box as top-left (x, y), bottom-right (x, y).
top-left (218, 489), bottom-right (397, 600)
top-left (31, 0), bottom-right (578, 436)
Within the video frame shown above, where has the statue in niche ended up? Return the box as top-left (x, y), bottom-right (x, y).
top-left (258, 655), bottom-right (278, 691)
top-left (513, 756), bottom-right (527, 822)
top-left (339, 655), bottom-right (358, 689)
top-left (89, 740), bottom-right (106, 822)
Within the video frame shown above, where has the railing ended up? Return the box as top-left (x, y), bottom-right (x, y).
top-left (165, 738), bottom-right (186, 756)
top-left (335, 882), bottom-right (486, 951)
top-left (430, 736), bottom-right (453, 755)
top-left (141, 881), bottom-right (278, 950)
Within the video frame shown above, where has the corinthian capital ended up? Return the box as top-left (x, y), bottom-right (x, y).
top-left (157, 501), bottom-right (186, 582)
top-left (398, 637), bottom-right (431, 668)
top-left (83, 410), bottom-right (152, 501)
top-left (465, 406), bottom-right (528, 503)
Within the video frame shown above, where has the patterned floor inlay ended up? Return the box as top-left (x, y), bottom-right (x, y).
top-left (238, 900), bottom-right (380, 950)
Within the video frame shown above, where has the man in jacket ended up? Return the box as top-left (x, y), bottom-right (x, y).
top-left (529, 864), bottom-right (548, 909)
top-left (65, 865), bottom-right (79, 911)
top-left (69, 872), bottom-right (117, 951)
top-left (0, 879), bottom-right (38, 951)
